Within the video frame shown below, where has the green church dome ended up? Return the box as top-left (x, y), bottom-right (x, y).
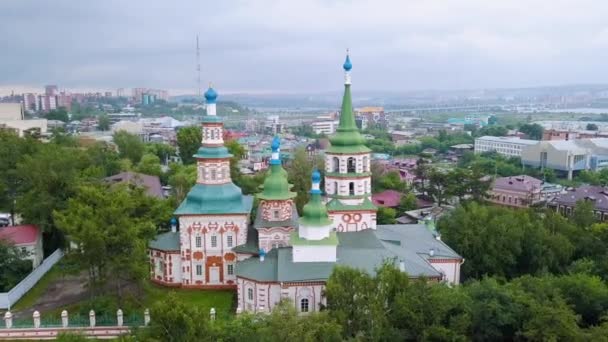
top-left (300, 170), bottom-right (332, 227)
top-left (257, 136), bottom-right (296, 201)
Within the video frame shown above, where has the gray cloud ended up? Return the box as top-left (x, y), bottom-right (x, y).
top-left (2, 0), bottom-right (608, 94)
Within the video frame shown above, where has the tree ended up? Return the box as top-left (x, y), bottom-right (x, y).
top-left (54, 183), bottom-right (171, 299)
top-left (46, 108), bottom-right (69, 122)
top-left (113, 131), bottom-right (145, 164)
top-left (377, 207), bottom-right (397, 224)
top-left (439, 203), bottom-right (574, 280)
top-left (0, 239), bottom-right (31, 291)
top-left (286, 148), bottom-right (315, 214)
top-left (145, 143), bottom-right (175, 164)
top-left (138, 292), bottom-right (211, 342)
top-left (0, 131), bottom-right (40, 225)
top-left (399, 193), bottom-right (417, 212)
top-left (98, 114), bottom-right (111, 131)
top-left (16, 143), bottom-right (90, 253)
top-left (413, 158), bottom-right (429, 195)
top-left (571, 199), bottom-right (596, 228)
top-left (176, 126), bottom-right (202, 165)
top-left (136, 153), bottom-right (162, 177)
top-left (426, 169), bottom-right (452, 206)
top-left (587, 123), bottom-right (599, 131)
top-left (519, 123), bottom-right (544, 140)
top-left (167, 163), bottom-right (197, 203)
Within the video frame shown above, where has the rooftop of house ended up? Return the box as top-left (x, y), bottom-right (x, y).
top-left (372, 190), bottom-right (403, 208)
top-left (475, 136), bottom-right (538, 145)
top-left (236, 224), bottom-right (461, 283)
top-left (0, 225), bottom-right (40, 245)
top-left (493, 175), bottom-right (543, 193)
top-left (552, 185), bottom-right (608, 210)
top-left (105, 171), bottom-right (164, 198)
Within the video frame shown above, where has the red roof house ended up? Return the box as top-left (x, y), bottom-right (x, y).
top-left (372, 190), bottom-right (403, 208)
top-left (0, 225), bottom-right (43, 268)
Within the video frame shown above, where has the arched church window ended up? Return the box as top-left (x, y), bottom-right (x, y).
top-left (211, 169), bottom-right (217, 180)
top-left (362, 156), bottom-right (368, 172)
top-left (347, 157), bottom-right (356, 173)
top-left (300, 298), bottom-right (309, 312)
top-left (349, 182), bottom-right (355, 196)
top-left (333, 157), bottom-right (340, 173)
top-left (334, 182), bottom-right (339, 195)
top-left (247, 288), bottom-right (254, 301)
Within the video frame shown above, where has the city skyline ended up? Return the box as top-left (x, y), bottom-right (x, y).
top-left (2, 0), bottom-right (608, 95)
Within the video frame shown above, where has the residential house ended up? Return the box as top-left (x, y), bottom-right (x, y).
top-left (549, 186), bottom-right (608, 221)
top-left (0, 225), bottom-right (44, 268)
top-left (488, 175), bottom-right (543, 208)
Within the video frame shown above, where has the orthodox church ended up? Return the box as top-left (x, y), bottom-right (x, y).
top-left (149, 52), bottom-right (463, 313)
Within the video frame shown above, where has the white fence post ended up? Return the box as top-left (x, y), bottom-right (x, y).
top-left (144, 309), bottom-right (150, 326)
top-left (33, 310), bottom-right (40, 329)
top-left (61, 310), bottom-right (68, 328)
top-left (116, 309), bottom-right (123, 327)
top-left (89, 310), bottom-right (96, 327)
top-left (4, 311), bottom-right (12, 329)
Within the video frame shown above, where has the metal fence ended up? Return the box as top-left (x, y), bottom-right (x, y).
top-left (0, 249), bottom-right (64, 309)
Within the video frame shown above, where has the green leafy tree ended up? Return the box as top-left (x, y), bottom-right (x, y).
top-left (136, 153), bottom-right (162, 177)
top-left (176, 126), bottom-right (202, 165)
top-left (54, 183), bottom-right (171, 299)
top-left (286, 148), bottom-right (315, 214)
top-left (570, 199), bottom-right (597, 228)
top-left (46, 108), bottom-right (69, 122)
top-left (377, 207), bottom-right (397, 224)
top-left (98, 114), bottom-right (111, 131)
top-left (519, 123), bottom-right (544, 140)
top-left (113, 131), bottom-right (145, 164)
top-left (0, 239), bottom-right (32, 291)
top-left (399, 192), bottom-right (417, 212)
top-left (0, 131), bottom-right (40, 224)
top-left (587, 123), bottom-right (599, 131)
top-left (167, 163), bottom-right (197, 203)
top-left (16, 144), bottom-right (90, 252)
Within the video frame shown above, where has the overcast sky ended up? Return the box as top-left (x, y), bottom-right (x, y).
top-left (2, 0), bottom-right (608, 95)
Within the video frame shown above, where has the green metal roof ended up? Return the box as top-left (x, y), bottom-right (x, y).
top-left (290, 231), bottom-right (338, 246)
top-left (235, 224), bottom-right (463, 282)
top-left (174, 183), bottom-right (253, 215)
top-left (327, 84), bottom-right (370, 154)
top-left (149, 231), bottom-right (180, 251)
top-left (232, 225), bottom-right (259, 254)
top-left (202, 116), bottom-right (223, 123)
top-left (326, 197), bottom-right (377, 212)
top-left (257, 164), bottom-right (296, 201)
top-left (193, 146), bottom-right (232, 159)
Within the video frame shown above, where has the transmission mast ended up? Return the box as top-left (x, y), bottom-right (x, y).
top-left (196, 34), bottom-right (202, 101)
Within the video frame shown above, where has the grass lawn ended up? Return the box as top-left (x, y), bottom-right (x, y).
top-left (11, 263), bottom-right (64, 311)
top-left (36, 281), bottom-right (236, 319)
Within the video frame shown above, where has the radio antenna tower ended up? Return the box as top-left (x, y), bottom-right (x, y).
top-left (196, 34), bottom-right (202, 101)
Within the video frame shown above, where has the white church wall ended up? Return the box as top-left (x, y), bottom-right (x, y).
top-left (292, 245), bottom-right (336, 263)
top-left (429, 260), bottom-right (461, 285)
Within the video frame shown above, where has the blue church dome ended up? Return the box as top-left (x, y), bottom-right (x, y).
top-left (312, 169), bottom-right (321, 184)
top-left (271, 136), bottom-right (280, 152)
top-left (204, 86), bottom-right (218, 102)
top-left (343, 54), bottom-right (352, 71)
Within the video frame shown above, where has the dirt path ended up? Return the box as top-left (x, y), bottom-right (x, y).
top-left (13, 272), bottom-right (89, 319)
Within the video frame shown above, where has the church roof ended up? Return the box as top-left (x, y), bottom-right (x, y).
top-left (326, 197), bottom-right (377, 211)
top-left (174, 183), bottom-right (253, 215)
top-left (149, 231), bottom-right (180, 251)
top-left (235, 224), bottom-right (462, 282)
